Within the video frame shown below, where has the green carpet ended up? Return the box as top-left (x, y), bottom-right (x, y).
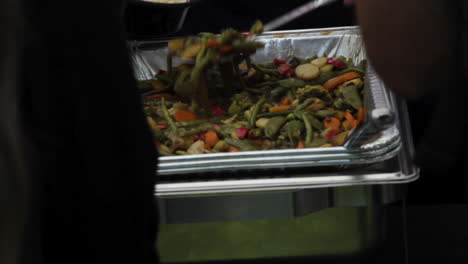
top-left (158, 206), bottom-right (377, 263)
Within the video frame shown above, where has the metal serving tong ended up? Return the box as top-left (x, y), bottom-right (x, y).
top-left (263, 0), bottom-right (340, 31)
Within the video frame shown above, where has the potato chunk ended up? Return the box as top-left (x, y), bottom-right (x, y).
top-left (295, 63), bottom-right (320, 80)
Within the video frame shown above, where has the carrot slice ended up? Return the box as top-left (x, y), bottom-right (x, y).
top-left (206, 38), bottom-right (220, 48)
top-left (269, 105), bottom-right (292, 112)
top-left (204, 130), bottom-right (219, 147)
top-left (280, 97), bottom-right (292, 106)
top-left (229, 146), bottom-right (241, 152)
top-left (297, 141), bottom-right (305, 149)
top-left (323, 117), bottom-right (341, 133)
top-left (174, 110), bottom-right (198, 122)
top-left (344, 111), bottom-right (355, 123)
top-left (323, 72), bottom-right (362, 91)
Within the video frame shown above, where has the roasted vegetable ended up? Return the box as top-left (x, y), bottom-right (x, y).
top-left (277, 78), bottom-right (306, 89)
top-left (286, 120), bottom-right (304, 144)
top-left (265, 116), bottom-right (287, 139)
top-left (343, 85), bottom-right (363, 110)
top-left (161, 98), bottom-right (178, 133)
top-left (314, 110), bottom-right (337, 118)
top-left (310, 57), bottom-right (328, 68)
top-left (141, 23), bottom-right (366, 154)
top-left (249, 97), bottom-right (266, 128)
top-left (301, 112), bottom-right (314, 145)
top-left (295, 63), bottom-right (320, 80)
top-left (323, 72), bottom-right (362, 91)
top-left (224, 138), bottom-right (256, 151)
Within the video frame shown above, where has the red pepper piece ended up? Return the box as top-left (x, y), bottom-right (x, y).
top-left (157, 125), bottom-right (169, 130)
top-left (273, 58), bottom-right (288, 65)
top-left (247, 133), bottom-right (259, 140)
top-left (277, 64), bottom-right (294, 78)
top-left (241, 32), bottom-right (253, 38)
top-left (212, 106), bottom-right (224, 116)
top-left (323, 129), bottom-right (338, 139)
top-left (236, 127), bottom-right (250, 140)
top-left (192, 132), bottom-right (206, 141)
top-left (156, 69), bottom-right (167, 76)
top-left (198, 133), bottom-right (206, 141)
top-left (327, 58), bottom-right (346, 70)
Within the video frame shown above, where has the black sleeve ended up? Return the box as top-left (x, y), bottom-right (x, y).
top-left (20, 1), bottom-right (159, 263)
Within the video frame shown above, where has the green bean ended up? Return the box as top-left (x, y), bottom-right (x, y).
top-left (175, 117), bottom-right (222, 127)
top-left (252, 64), bottom-right (279, 76)
top-left (233, 41), bottom-right (265, 53)
top-left (224, 138), bottom-right (256, 151)
top-left (308, 138), bottom-right (328, 148)
top-left (303, 55), bottom-right (318, 63)
top-left (309, 115), bottom-right (324, 130)
top-left (295, 98), bottom-right (314, 111)
top-left (287, 88), bottom-right (296, 100)
top-left (255, 81), bottom-right (277, 88)
top-left (178, 125), bottom-right (212, 137)
top-left (269, 86), bottom-right (289, 101)
top-left (161, 98), bottom-right (178, 133)
top-left (333, 98), bottom-right (352, 110)
top-left (190, 46), bottom-right (215, 111)
top-left (339, 66), bottom-right (366, 75)
top-left (249, 97), bottom-right (266, 128)
top-left (277, 78), bottom-right (306, 89)
top-left (174, 70), bottom-right (192, 97)
top-left (257, 62), bottom-right (276, 69)
top-left (286, 120), bottom-right (304, 144)
top-left (301, 112), bottom-right (314, 145)
top-left (258, 111), bottom-right (293, 118)
top-left (295, 108), bottom-right (323, 130)
top-left (314, 110), bottom-right (337, 118)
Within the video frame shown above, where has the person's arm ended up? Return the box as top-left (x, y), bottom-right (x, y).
top-left (354, 0), bottom-right (456, 98)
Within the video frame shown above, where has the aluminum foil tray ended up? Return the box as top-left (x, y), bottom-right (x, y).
top-left (130, 26), bottom-right (401, 175)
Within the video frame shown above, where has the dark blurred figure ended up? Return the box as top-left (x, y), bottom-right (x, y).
top-left (0, 1), bottom-right (30, 264)
top-left (353, 0), bottom-right (468, 204)
top-left (11, 0), bottom-right (158, 263)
